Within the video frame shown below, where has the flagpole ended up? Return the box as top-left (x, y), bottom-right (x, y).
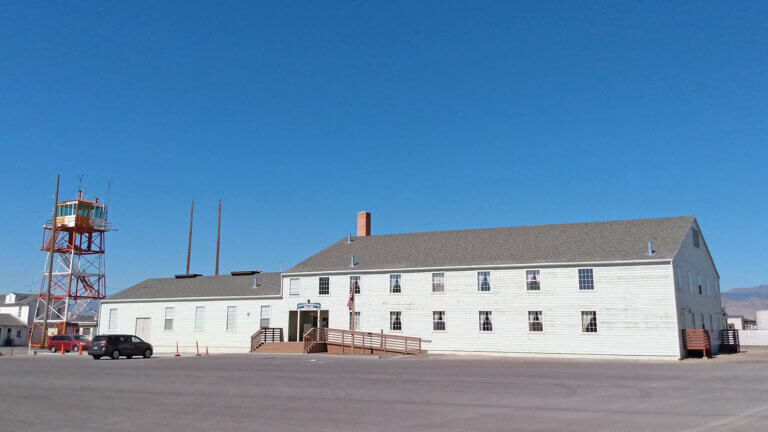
top-left (350, 279), bottom-right (356, 354)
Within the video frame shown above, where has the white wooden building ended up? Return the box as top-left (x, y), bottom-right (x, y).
top-left (0, 293), bottom-right (36, 346)
top-left (100, 214), bottom-right (723, 359)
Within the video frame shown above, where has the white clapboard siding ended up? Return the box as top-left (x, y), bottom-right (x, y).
top-left (101, 226), bottom-right (724, 360)
top-left (99, 298), bottom-right (289, 354)
top-left (672, 220), bottom-right (723, 356)
top-left (281, 262), bottom-right (680, 358)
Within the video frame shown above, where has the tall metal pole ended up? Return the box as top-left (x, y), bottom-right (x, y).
top-left (186, 200), bottom-right (194, 274)
top-left (215, 198), bottom-right (221, 276)
top-left (41, 174), bottom-right (60, 349)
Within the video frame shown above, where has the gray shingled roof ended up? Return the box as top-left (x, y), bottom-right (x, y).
top-left (1, 293), bottom-right (37, 306)
top-left (0, 313), bottom-right (28, 327)
top-left (106, 273), bottom-right (281, 301)
top-left (286, 216), bottom-right (696, 273)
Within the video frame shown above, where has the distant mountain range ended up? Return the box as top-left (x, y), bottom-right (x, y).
top-left (723, 285), bottom-right (768, 320)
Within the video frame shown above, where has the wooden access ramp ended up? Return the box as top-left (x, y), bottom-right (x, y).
top-left (303, 327), bottom-right (424, 355)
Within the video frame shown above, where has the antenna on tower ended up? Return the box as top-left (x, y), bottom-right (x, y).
top-left (105, 180), bottom-right (113, 220)
top-left (215, 198), bottom-right (222, 276)
top-left (78, 174), bottom-right (84, 197)
top-left (186, 200), bottom-right (194, 274)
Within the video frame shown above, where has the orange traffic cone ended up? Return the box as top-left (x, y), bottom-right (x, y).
top-left (175, 342), bottom-right (181, 357)
top-left (78, 344), bottom-right (83, 355)
top-left (205, 346), bottom-right (209, 356)
top-left (60, 345), bottom-right (65, 355)
top-left (196, 341), bottom-right (201, 356)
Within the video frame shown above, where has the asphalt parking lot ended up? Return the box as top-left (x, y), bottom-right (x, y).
top-left (2, 349), bottom-right (768, 432)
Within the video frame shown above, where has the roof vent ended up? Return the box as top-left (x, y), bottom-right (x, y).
top-left (647, 241), bottom-right (655, 256)
top-left (350, 255), bottom-right (355, 267)
top-left (347, 233), bottom-right (352, 244)
top-left (231, 270), bottom-right (261, 276)
top-left (175, 273), bottom-right (202, 279)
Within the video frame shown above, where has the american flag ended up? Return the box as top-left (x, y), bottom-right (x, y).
top-left (347, 285), bottom-right (355, 310)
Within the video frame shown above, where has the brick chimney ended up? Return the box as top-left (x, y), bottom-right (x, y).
top-left (357, 211), bottom-right (371, 237)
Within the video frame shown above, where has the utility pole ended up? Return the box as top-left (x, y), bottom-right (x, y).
top-left (186, 200), bottom-right (194, 274)
top-left (40, 174), bottom-right (60, 350)
top-left (215, 198), bottom-right (221, 276)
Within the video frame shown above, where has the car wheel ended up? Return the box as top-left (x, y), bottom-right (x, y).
top-left (50, 346), bottom-right (57, 353)
top-left (92, 355), bottom-right (102, 360)
top-left (110, 350), bottom-right (120, 360)
top-left (143, 349), bottom-right (152, 358)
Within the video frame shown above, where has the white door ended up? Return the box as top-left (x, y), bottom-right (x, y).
top-left (135, 318), bottom-right (151, 341)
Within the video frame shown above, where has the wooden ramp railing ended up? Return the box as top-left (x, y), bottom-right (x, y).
top-left (720, 329), bottom-right (740, 353)
top-left (303, 328), bottom-right (323, 353)
top-left (250, 328), bottom-right (283, 352)
top-left (682, 329), bottom-right (711, 358)
top-left (302, 327), bottom-right (423, 355)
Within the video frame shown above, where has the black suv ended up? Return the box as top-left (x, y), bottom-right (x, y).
top-left (88, 335), bottom-right (153, 360)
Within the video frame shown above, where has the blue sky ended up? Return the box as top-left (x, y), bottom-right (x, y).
top-left (1, 1), bottom-right (766, 295)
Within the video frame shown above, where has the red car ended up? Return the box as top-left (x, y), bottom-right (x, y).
top-left (48, 334), bottom-right (90, 353)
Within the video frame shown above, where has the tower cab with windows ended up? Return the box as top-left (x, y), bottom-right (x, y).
top-left (54, 192), bottom-right (108, 230)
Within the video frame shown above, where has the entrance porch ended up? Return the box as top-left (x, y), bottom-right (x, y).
top-left (287, 309), bottom-right (329, 342)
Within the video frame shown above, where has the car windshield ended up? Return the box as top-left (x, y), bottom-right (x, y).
top-left (73, 335), bottom-right (85, 340)
top-left (92, 336), bottom-right (108, 342)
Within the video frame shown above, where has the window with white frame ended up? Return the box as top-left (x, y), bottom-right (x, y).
top-left (194, 306), bottom-right (205, 331)
top-left (82, 327), bottom-right (91, 336)
top-left (389, 311), bottom-right (402, 331)
top-left (164, 307), bottom-right (174, 331)
top-left (350, 276), bottom-right (360, 294)
top-left (479, 311), bottom-right (493, 332)
top-left (526, 270), bottom-right (541, 291)
top-left (289, 278), bottom-right (300, 296)
top-left (578, 269), bottom-right (594, 290)
top-left (692, 228), bottom-right (700, 248)
top-left (226, 306), bottom-right (237, 331)
top-left (433, 311), bottom-right (446, 331)
top-left (318, 277), bottom-right (330, 295)
top-left (432, 272), bottom-right (445, 292)
top-left (108, 308), bottom-right (117, 330)
top-left (260, 305), bottom-right (271, 328)
top-left (581, 311), bottom-right (597, 333)
top-left (688, 271), bottom-right (693, 293)
top-left (477, 272), bottom-right (491, 292)
top-left (349, 311), bottom-right (360, 331)
top-left (390, 274), bottom-right (402, 294)
top-left (528, 311), bottom-right (543, 332)
top-left (17, 306), bottom-right (22, 317)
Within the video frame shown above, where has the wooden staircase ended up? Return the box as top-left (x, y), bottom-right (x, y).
top-left (250, 328), bottom-right (284, 352)
top-left (720, 329), bottom-right (740, 353)
top-left (682, 328), bottom-right (712, 358)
